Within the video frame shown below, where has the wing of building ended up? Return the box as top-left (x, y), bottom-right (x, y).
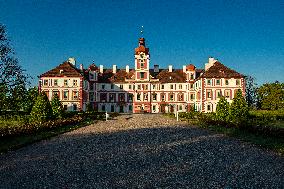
top-left (39, 38), bottom-right (245, 113)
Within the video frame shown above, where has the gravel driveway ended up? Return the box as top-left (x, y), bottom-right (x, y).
top-left (0, 114), bottom-right (283, 188)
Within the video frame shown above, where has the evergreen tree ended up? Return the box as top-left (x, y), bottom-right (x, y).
top-left (230, 89), bottom-right (249, 126)
top-left (30, 92), bottom-right (53, 122)
top-left (216, 96), bottom-right (230, 122)
top-left (51, 94), bottom-right (63, 119)
top-left (23, 87), bottom-right (39, 113)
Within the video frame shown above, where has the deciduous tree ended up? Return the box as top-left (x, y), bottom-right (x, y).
top-left (257, 82), bottom-right (284, 110)
top-left (0, 23), bottom-right (28, 111)
top-left (30, 92), bottom-right (53, 122)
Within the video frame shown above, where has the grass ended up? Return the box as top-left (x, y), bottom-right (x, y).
top-left (0, 118), bottom-right (95, 154)
top-left (203, 124), bottom-right (284, 156)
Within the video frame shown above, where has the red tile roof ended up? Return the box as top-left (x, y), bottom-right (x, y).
top-left (40, 62), bottom-right (83, 78)
top-left (200, 61), bottom-right (243, 78)
top-left (156, 69), bottom-right (187, 83)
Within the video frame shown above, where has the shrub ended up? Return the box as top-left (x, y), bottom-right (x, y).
top-left (30, 92), bottom-right (53, 122)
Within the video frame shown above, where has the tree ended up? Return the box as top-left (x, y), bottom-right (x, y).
top-left (0, 23), bottom-right (28, 112)
top-left (257, 82), bottom-right (284, 110)
top-left (230, 89), bottom-right (249, 126)
top-left (51, 94), bottom-right (63, 118)
top-left (216, 96), bottom-right (230, 122)
top-left (22, 87), bottom-right (39, 113)
top-left (30, 92), bottom-right (53, 122)
top-left (244, 75), bottom-right (258, 108)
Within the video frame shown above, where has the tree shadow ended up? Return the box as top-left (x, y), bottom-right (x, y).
top-left (0, 126), bottom-right (283, 188)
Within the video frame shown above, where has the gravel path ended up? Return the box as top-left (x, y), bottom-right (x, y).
top-left (0, 114), bottom-right (283, 188)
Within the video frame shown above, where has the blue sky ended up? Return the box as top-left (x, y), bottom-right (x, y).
top-left (0, 0), bottom-right (283, 87)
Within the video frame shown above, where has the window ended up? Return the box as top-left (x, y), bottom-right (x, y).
top-left (120, 85), bottom-right (123, 89)
top-left (144, 94), bottom-right (148, 101)
top-left (102, 85), bottom-right (105, 90)
top-left (89, 73), bottom-right (94, 80)
top-left (207, 105), bottom-right (211, 111)
top-left (73, 104), bottom-right (77, 111)
top-left (161, 94), bottom-right (165, 101)
top-left (109, 94), bottom-right (115, 102)
top-left (89, 92), bottom-right (94, 101)
top-left (236, 79), bottom-right (240, 86)
top-left (89, 84), bottom-right (94, 91)
top-left (216, 79), bottom-right (220, 85)
top-left (64, 105), bottom-right (67, 111)
top-left (111, 84), bottom-right (114, 89)
top-left (217, 90), bottom-right (222, 98)
top-left (179, 105), bottom-right (182, 111)
top-left (129, 105), bottom-right (133, 111)
top-left (63, 91), bottom-right (69, 100)
top-left (140, 72), bottom-right (145, 79)
top-left (54, 79), bottom-right (58, 86)
top-left (207, 91), bottom-right (212, 98)
top-left (178, 94), bottom-right (183, 101)
top-left (141, 63), bottom-right (144, 68)
top-left (73, 80), bottom-right (78, 86)
top-left (207, 79), bottom-right (211, 85)
top-left (225, 90), bottom-right (230, 98)
top-left (100, 93), bottom-right (107, 102)
top-left (64, 80), bottom-right (68, 86)
top-left (144, 85), bottom-right (148, 90)
top-left (137, 85), bottom-right (141, 90)
top-left (43, 79), bottom-right (48, 86)
top-left (179, 84), bottom-right (182, 89)
top-left (52, 90), bottom-right (58, 97)
top-left (119, 94), bottom-right (125, 101)
top-left (73, 91), bottom-right (79, 100)
top-left (137, 94), bottom-right (141, 101)
top-left (152, 93), bottom-right (157, 101)
top-left (128, 94), bottom-right (133, 101)
top-left (111, 105), bottom-right (114, 112)
top-left (170, 94), bottom-right (174, 101)
top-left (129, 85), bottom-right (132, 89)
top-left (190, 84), bottom-right (194, 89)
top-left (102, 105), bottom-right (105, 111)
top-left (190, 74), bottom-right (194, 80)
top-left (170, 85), bottom-right (174, 89)
top-left (152, 84), bottom-right (156, 89)
top-left (225, 80), bottom-right (229, 85)
top-left (153, 105), bottom-right (156, 112)
top-left (190, 93), bottom-right (195, 100)
top-left (161, 85), bottom-right (164, 89)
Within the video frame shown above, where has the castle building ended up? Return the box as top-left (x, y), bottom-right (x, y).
top-left (39, 38), bottom-right (245, 113)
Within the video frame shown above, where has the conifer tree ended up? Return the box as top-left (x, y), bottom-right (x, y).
top-left (30, 92), bottom-right (53, 122)
top-left (51, 94), bottom-right (63, 119)
top-left (230, 89), bottom-right (249, 126)
top-left (216, 96), bottom-right (230, 122)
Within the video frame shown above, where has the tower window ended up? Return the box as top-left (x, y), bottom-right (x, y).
top-left (140, 72), bottom-right (145, 79)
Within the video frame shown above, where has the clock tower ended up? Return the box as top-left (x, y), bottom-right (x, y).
top-left (134, 38), bottom-right (150, 81)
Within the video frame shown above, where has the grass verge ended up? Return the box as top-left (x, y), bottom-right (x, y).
top-left (201, 124), bottom-right (284, 156)
top-left (0, 118), bottom-right (95, 154)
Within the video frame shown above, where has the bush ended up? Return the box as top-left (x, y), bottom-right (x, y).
top-left (30, 92), bottom-right (53, 122)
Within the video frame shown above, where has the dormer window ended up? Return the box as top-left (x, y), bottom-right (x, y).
top-left (60, 69), bottom-right (64, 74)
top-left (89, 73), bottom-right (94, 80)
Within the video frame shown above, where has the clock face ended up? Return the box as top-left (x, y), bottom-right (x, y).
top-left (140, 53), bottom-right (145, 59)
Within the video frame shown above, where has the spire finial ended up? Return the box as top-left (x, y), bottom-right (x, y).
top-left (140, 25), bottom-right (144, 37)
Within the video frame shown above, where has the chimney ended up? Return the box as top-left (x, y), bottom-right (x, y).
top-left (183, 65), bottom-right (186, 73)
top-left (80, 64), bottom-right (83, 71)
top-left (113, 65), bottom-right (117, 74)
top-left (99, 65), bottom-right (103, 73)
top-left (126, 65), bottom-right (129, 73)
top-left (205, 57), bottom-right (217, 71)
top-left (154, 65), bottom-right (159, 72)
top-left (168, 65), bottom-right (173, 72)
top-left (68, 57), bottom-right (76, 66)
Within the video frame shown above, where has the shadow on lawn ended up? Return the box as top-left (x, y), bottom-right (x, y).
top-left (0, 126), bottom-right (283, 188)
